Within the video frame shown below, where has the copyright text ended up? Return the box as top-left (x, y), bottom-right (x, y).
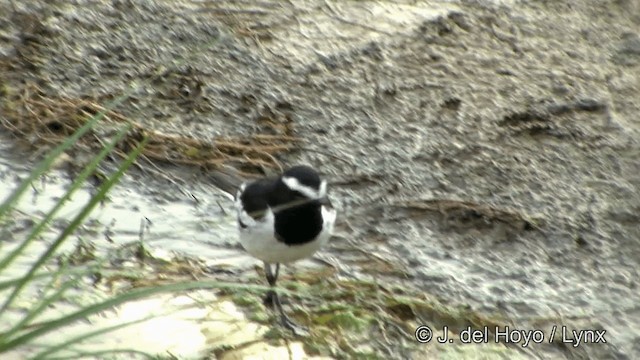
top-left (414, 325), bottom-right (607, 347)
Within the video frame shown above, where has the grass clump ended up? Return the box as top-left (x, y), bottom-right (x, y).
top-left (0, 92), bottom-right (272, 359)
top-left (230, 271), bottom-right (513, 359)
top-left (0, 92), bottom-right (151, 357)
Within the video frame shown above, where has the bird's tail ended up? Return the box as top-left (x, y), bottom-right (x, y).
top-left (202, 164), bottom-right (246, 199)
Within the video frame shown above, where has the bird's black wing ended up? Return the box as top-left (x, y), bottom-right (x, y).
top-left (237, 178), bottom-right (276, 226)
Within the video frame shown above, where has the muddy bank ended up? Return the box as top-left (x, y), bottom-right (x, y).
top-left (1, 0), bottom-right (639, 358)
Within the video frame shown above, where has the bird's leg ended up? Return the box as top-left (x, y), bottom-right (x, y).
top-left (273, 263), bottom-right (280, 285)
top-left (264, 262), bottom-right (278, 286)
top-left (263, 262), bottom-right (279, 308)
top-left (262, 262), bottom-right (308, 335)
top-left (272, 286), bottom-right (308, 333)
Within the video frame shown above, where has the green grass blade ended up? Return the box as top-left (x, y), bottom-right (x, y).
top-left (0, 123), bottom-right (133, 273)
top-left (45, 348), bottom-right (158, 360)
top-left (9, 248), bottom-right (126, 340)
top-left (31, 304), bottom-right (193, 360)
top-left (0, 89), bottom-right (136, 219)
top-left (0, 30), bottom-right (222, 222)
top-left (3, 263), bottom-right (80, 340)
top-left (0, 134), bottom-right (148, 316)
top-left (0, 265), bottom-right (134, 292)
top-left (0, 280), bottom-right (273, 352)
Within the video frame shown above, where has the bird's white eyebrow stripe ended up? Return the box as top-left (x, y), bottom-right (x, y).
top-left (282, 176), bottom-right (322, 199)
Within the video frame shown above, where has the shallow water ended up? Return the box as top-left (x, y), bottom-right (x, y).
top-left (0, 139), bottom-right (260, 359)
top-left (0, 143), bottom-right (240, 264)
top-left (1, 0), bottom-right (640, 358)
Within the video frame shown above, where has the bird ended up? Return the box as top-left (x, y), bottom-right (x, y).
top-left (234, 165), bottom-right (336, 332)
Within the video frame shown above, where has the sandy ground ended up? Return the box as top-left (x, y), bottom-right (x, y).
top-left (1, 0), bottom-right (639, 359)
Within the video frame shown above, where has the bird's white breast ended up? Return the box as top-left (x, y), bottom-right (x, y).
top-left (238, 206), bottom-right (336, 264)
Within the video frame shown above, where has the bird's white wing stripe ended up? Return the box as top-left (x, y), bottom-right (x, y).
top-left (235, 183), bottom-right (256, 227)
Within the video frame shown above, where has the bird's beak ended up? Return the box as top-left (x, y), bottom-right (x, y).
top-left (319, 196), bottom-right (332, 208)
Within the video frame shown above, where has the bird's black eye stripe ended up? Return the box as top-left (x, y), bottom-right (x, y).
top-left (238, 218), bottom-right (247, 229)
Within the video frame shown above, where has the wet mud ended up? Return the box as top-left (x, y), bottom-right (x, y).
top-left (1, 0), bottom-right (639, 358)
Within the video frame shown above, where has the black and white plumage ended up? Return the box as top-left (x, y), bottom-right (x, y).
top-left (234, 165), bottom-right (336, 331)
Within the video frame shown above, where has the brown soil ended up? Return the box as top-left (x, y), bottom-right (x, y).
top-left (1, 0), bottom-right (638, 358)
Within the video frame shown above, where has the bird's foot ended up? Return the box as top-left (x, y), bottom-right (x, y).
top-left (279, 314), bottom-right (309, 337)
top-left (265, 289), bottom-right (309, 336)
